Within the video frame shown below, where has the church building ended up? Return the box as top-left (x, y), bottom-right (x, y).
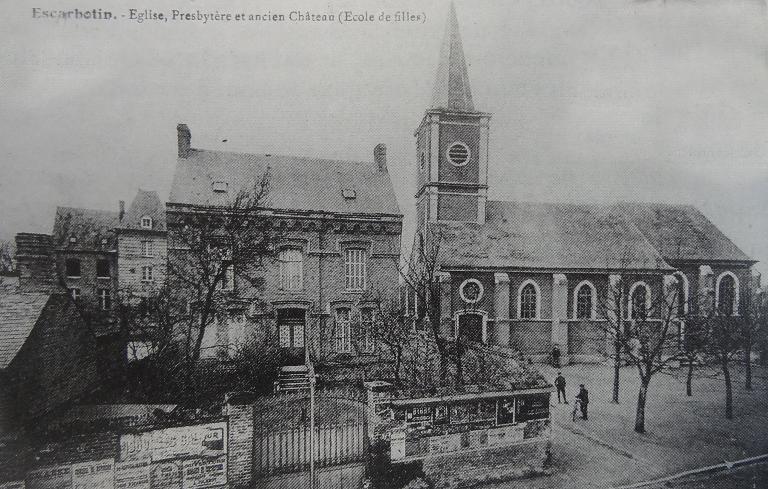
top-left (418, 4), bottom-right (757, 363)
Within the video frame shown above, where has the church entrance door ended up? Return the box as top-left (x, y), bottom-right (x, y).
top-left (458, 313), bottom-right (484, 343)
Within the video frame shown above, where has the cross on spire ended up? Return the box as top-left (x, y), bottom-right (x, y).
top-left (431, 2), bottom-right (475, 112)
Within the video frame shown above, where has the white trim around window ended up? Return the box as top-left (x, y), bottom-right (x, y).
top-left (344, 248), bottom-right (367, 291)
top-left (715, 271), bottom-right (740, 317)
top-left (517, 279), bottom-right (541, 319)
top-left (628, 281), bottom-right (651, 319)
top-left (453, 309), bottom-right (489, 344)
top-left (572, 280), bottom-right (597, 320)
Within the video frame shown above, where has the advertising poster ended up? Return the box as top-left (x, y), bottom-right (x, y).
top-left (149, 462), bottom-right (181, 489)
top-left (181, 456), bottom-right (227, 489)
top-left (71, 459), bottom-right (114, 489)
top-left (120, 422), bottom-right (227, 462)
top-left (114, 459), bottom-right (151, 489)
top-left (26, 465), bottom-right (72, 489)
top-left (390, 431), bottom-right (406, 461)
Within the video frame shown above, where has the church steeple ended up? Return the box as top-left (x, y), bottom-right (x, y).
top-left (431, 2), bottom-right (475, 113)
top-left (414, 2), bottom-right (491, 228)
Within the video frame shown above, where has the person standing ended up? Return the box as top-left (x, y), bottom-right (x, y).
top-left (551, 344), bottom-right (561, 368)
top-left (576, 384), bottom-right (589, 420)
top-left (554, 372), bottom-right (568, 404)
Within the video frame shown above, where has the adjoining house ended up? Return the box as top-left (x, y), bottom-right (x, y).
top-left (414, 4), bottom-right (757, 363)
top-left (0, 290), bottom-right (99, 431)
top-left (166, 125), bottom-right (403, 370)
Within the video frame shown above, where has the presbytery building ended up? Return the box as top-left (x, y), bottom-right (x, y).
top-left (416, 5), bottom-right (757, 363)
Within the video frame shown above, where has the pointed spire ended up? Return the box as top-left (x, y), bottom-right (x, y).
top-left (431, 2), bottom-right (475, 112)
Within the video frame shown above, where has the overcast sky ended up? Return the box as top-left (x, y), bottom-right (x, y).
top-left (1, 0), bottom-right (767, 277)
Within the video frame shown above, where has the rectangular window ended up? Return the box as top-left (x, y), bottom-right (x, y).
top-left (279, 248), bottom-right (303, 290)
top-left (141, 240), bottom-right (153, 257)
top-left (65, 258), bottom-right (81, 278)
top-left (141, 266), bottom-right (153, 282)
top-left (96, 259), bottom-right (110, 278)
top-left (99, 288), bottom-right (111, 311)
top-left (69, 288), bottom-right (81, 301)
top-left (360, 308), bottom-right (375, 353)
top-left (344, 249), bottom-right (366, 290)
top-left (335, 308), bottom-right (352, 353)
top-left (278, 309), bottom-right (305, 348)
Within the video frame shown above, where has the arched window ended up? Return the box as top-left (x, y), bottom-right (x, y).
top-left (673, 272), bottom-right (689, 318)
top-left (629, 282), bottom-right (650, 320)
top-left (518, 280), bottom-right (540, 319)
top-left (279, 248), bottom-right (303, 290)
top-left (716, 272), bottom-right (739, 316)
top-left (574, 281), bottom-right (596, 319)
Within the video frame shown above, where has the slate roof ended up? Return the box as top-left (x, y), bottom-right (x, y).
top-left (168, 149), bottom-right (401, 217)
top-left (434, 201), bottom-right (670, 271)
top-left (52, 206), bottom-right (119, 250)
top-left (431, 2), bottom-right (475, 112)
top-left (119, 189), bottom-right (166, 231)
top-left (0, 291), bottom-right (49, 369)
top-left (616, 202), bottom-right (753, 263)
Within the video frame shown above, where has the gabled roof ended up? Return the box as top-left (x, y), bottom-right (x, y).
top-left (0, 291), bottom-right (49, 369)
top-left (616, 202), bottom-right (753, 264)
top-left (434, 201), bottom-right (670, 271)
top-left (119, 189), bottom-right (166, 231)
top-left (52, 206), bottom-right (119, 250)
top-left (168, 149), bottom-right (401, 217)
top-left (431, 2), bottom-right (475, 112)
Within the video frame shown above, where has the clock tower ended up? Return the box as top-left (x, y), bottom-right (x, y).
top-left (415, 2), bottom-right (491, 232)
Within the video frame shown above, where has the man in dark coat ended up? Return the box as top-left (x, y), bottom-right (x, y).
top-left (576, 384), bottom-right (589, 420)
top-left (554, 372), bottom-right (568, 404)
top-left (551, 344), bottom-right (561, 367)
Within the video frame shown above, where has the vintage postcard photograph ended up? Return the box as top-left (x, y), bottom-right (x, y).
top-left (1, 1), bottom-right (767, 488)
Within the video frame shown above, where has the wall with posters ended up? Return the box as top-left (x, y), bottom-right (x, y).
top-left (8, 421), bottom-right (229, 489)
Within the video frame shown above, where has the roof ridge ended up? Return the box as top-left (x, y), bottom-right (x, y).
top-left (190, 148), bottom-right (377, 167)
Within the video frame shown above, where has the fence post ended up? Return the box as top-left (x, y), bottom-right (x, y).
top-left (225, 392), bottom-right (255, 488)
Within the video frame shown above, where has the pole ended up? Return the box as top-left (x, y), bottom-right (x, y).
top-left (308, 360), bottom-right (316, 489)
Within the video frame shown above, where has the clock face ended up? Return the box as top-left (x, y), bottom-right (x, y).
top-left (460, 279), bottom-right (483, 303)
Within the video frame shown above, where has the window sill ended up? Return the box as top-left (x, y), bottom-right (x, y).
top-left (66, 276), bottom-right (81, 279)
top-left (97, 276), bottom-right (111, 280)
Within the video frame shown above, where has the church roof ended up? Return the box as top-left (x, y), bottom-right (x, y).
top-left (168, 149), bottom-right (401, 217)
top-left (52, 206), bottom-right (119, 250)
top-left (616, 202), bottom-right (753, 264)
top-left (433, 201), bottom-right (671, 271)
top-left (119, 189), bottom-right (166, 231)
top-left (430, 2), bottom-right (475, 112)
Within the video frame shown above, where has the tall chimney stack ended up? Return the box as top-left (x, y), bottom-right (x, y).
top-left (374, 143), bottom-right (387, 172)
top-left (177, 123), bottom-right (191, 158)
top-left (119, 200), bottom-right (125, 221)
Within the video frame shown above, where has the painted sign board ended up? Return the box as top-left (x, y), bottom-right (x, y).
top-left (120, 422), bottom-right (227, 462)
top-left (149, 462), bottom-right (181, 489)
top-left (71, 459), bottom-right (114, 489)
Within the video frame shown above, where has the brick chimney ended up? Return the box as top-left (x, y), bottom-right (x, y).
top-left (374, 143), bottom-right (387, 172)
top-left (177, 123), bottom-right (192, 158)
top-left (15, 233), bottom-right (55, 292)
top-left (119, 200), bottom-right (125, 221)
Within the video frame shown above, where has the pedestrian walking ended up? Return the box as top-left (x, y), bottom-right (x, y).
top-left (554, 372), bottom-right (568, 404)
top-left (576, 384), bottom-right (589, 420)
top-left (551, 344), bottom-right (561, 368)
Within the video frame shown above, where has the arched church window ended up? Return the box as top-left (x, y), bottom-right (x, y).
top-left (716, 273), bottom-right (738, 316)
top-left (519, 281), bottom-right (539, 319)
top-left (575, 282), bottom-right (595, 319)
top-left (446, 142), bottom-right (470, 166)
top-left (630, 283), bottom-right (649, 320)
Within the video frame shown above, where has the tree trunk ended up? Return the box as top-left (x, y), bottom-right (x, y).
top-left (634, 376), bottom-right (650, 433)
top-left (612, 342), bottom-right (621, 403)
top-left (745, 343), bottom-right (753, 391)
top-left (686, 359), bottom-right (693, 397)
top-left (722, 356), bottom-right (733, 420)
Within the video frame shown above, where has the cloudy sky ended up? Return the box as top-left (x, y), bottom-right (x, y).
top-left (1, 0), bottom-right (767, 276)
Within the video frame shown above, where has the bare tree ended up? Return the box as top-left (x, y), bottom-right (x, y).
top-left (0, 239), bottom-right (14, 276)
top-left (166, 173), bottom-right (278, 367)
top-left (741, 277), bottom-right (765, 391)
top-left (367, 297), bottom-right (414, 384)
